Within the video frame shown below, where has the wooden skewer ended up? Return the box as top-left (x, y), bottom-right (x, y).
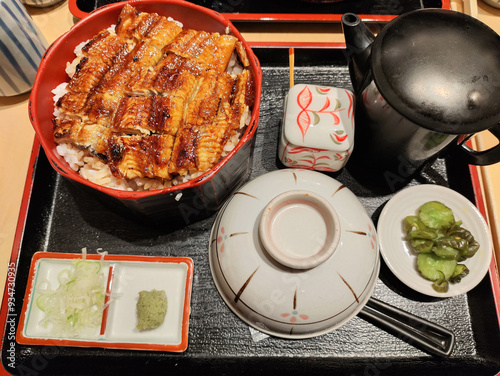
top-left (289, 47), bottom-right (295, 88)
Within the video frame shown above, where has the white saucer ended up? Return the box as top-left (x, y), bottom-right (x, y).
top-left (377, 184), bottom-right (493, 298)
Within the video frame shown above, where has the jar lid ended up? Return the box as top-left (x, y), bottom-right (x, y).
top-left (371, 9), bottom-right (500, 134)
top-left (283, 84), bottom-right (355, 150)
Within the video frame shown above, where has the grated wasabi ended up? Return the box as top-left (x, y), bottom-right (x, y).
top-left (136, 289), bottom-right (168, 331)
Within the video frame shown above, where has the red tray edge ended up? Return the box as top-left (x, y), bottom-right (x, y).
top-left (68, 0), bottom-right (451, 22)
top-left (0, 139), bottom-right (40, 376)
top-left (469, 165), bottom-right (500, 335)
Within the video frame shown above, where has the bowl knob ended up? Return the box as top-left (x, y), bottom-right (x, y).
top-left (259, 190), bottom-right (341, 269)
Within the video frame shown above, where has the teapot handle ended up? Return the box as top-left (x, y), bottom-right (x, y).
top-left (455, 123), bottom-right (500, 166)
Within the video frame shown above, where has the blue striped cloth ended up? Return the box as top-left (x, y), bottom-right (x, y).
top-left (0, 0), bottom-right (48, 96)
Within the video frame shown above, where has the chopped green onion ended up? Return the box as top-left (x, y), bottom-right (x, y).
top-left (36, 257), bottom-right (108, 338)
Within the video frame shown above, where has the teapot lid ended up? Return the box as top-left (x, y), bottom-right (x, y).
top-left (371, 9), bottom-right (500, 134)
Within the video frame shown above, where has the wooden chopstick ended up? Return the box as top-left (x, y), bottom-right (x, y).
top-left (289, 48), bottom-right (295, 88)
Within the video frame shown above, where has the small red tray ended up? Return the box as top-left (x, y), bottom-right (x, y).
top-left (16, 252), bottom-right (193, 352)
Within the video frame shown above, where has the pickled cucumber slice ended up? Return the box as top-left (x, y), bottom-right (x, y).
top-left (403, 216), bottom-right (425, 233)
top-left (417, 253), bottom-right (457, 282)
top-left (432, 271), bottom-right (449, 293)
top-left (418, 201), bottom-right (455, 230)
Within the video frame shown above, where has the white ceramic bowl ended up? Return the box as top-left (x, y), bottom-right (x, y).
top-left (209, 169), bottom-right (380, 339)
top-left (377, 184), bottom-right (493, 298)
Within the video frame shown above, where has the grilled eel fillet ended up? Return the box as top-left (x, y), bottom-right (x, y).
top-left (53, 4), bottom-right (253, 181)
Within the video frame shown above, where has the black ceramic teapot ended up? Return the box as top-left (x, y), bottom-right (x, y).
top-left (341, 9), bottom-right (500, 190)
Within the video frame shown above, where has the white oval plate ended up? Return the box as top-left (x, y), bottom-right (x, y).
top-left (377, 184), bottom-right (493, 298)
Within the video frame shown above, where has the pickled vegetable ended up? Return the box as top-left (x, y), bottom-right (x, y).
top-left (432, 271), bottom-right (450, 293)
top-left (404, 201), bottom-right (479, 293)
top-left (418, 201), bottom-right (455, 230)
top-left (451, 264), bottom-right (469, 283)
top-left (417, 253), bottom-right (457, 292)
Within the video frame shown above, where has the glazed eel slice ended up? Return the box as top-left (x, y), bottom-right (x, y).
top-left (107, 134), bottom-right (175, 180)
top-left (126, 53), bottom-right (201, 97)
top-left (61, 40), bottom-right (166, 124)
top-left (53, 118), bottom-right (112, 158)
top-left (142, 15), bottom-right (183, 48)
top-left (162, 30), bottom-right (238, 72)
top-left (112, 94), bottom-right (186, 136)
top-left (114, 4), bottom-right (162, 43)
top-left (168, 70), bottom-right (224, 176)
top-left (196, 68), bottom-right (253, 173)
top-left (56, 30), bottom-right (132, 118)
top-left (168, 68), bottom-right (252, 176)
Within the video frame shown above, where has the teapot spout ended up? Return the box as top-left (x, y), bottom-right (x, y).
top-left (341, 13), bottom-right (375, 94)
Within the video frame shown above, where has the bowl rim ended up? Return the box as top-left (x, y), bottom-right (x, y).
top-left (29, 0), bottom-right (262, 200)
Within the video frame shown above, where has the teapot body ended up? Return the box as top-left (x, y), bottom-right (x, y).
top-left (342, 10), bottom-right (500, 191)
top-left (353, 81), bottom-right (461, 191)
top-left (362, 81), bottom-right (461, 165)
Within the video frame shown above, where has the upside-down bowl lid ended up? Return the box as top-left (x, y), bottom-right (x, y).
top-left (209, 169), bottom-right (380, 339)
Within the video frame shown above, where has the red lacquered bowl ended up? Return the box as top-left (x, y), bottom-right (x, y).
top-left (29, 0), bottom-right (262, 225)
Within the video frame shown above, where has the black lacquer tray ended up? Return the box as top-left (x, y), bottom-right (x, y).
top-left (1, 48), bottom-right (500, 376)
top-left (69, 0), bottom-right (449, 21)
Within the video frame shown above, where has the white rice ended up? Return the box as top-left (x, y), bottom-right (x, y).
top-left (168, 17), bottom-right (183, 28)
top-left (56, 143), bottom-right (176, 191)
top-left (53, 21), bottom-right (249, 192)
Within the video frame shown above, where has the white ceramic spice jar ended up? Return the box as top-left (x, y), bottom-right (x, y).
top-left (278, 84), bottom-right (355, 172)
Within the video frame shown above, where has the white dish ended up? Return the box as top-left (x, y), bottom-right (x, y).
top-left (209, 169), bottom-right (380, 339)
top-left (377, 184), bottom-right (493, 298)
top-left (18, 253), bottom-right (193, 351)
